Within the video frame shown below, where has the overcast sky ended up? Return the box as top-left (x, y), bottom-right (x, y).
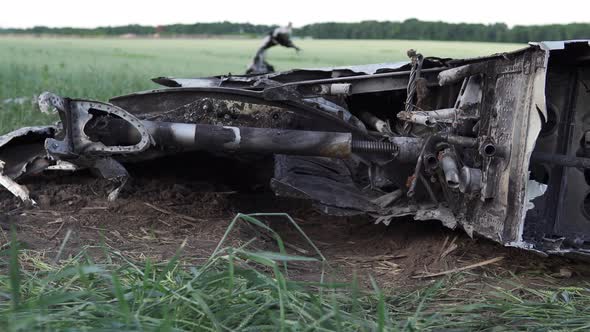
top-left (1, 0), bottom-right (588, 29)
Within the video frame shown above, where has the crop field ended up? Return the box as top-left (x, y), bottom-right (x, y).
top-left (0, 37), bottom-right (524, 134)
top-left (2, 37), bottom-right (590, 331)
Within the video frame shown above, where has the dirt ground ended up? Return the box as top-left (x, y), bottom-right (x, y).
top-left (1, 155), bottom-right (588, 290)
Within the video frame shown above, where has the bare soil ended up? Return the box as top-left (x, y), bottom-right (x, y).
top-left (1, 155), bottom-right (588, 290)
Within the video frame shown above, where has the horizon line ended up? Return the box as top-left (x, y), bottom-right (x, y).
top-left (2, 18), bottom-right (590, 31)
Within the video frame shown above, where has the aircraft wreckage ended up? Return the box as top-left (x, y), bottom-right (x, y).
top-left (1, 40), bottom-right (590, 258)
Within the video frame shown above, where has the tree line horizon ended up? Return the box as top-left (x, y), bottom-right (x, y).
top-left (1, 19), bottom-right (588, 43)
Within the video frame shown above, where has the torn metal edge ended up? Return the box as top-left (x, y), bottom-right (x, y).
top-left (0, 125), bottom-right (56, 149)
top-left (0, 161), bottom-right (35, 205)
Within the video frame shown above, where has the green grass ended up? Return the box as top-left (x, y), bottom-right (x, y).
top-left (0, 36), bottom-right (523, 134)
top-left (1, 213), bottom-right (589, 331)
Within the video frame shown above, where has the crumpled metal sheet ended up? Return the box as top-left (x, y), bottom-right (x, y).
top-left (152, 77), bottom-right (222, 88)
top-left (271, 155), bottom-right (380, 214)
top-left (0, 160), bottom-right (35, 205)
top-left (373, 203), bottom-right (457, 230)
top-left (0, 125), bottom-right (57, 205)
top-left (0, 126), bottom-right (56, 179)
top-left (530, 40), bottom-right (590, 50)
top-left (285, 61), bottom-right (410, 75)
top-left (152, 62), bottom-right (413, 88)
top-left (0, 125), bottom-right (55, 149)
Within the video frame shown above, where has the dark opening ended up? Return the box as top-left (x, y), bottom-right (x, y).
top-left (529, 163), bottom-right (550, 184)
top-left (539, 104), bottom-right (558, 137)
top-left (582, 192), bottom-right (590, 220)
top-left (425, 155), bottom-right (438, 167)
top-left (483, 144), bottom-right (496, 157)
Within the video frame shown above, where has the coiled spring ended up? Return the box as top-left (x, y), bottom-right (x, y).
top-left (351, 140), bottom-right (399, 154)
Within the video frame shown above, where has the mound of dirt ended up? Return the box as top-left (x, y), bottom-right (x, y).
top-left (1, 154), bottom-right (587, 289)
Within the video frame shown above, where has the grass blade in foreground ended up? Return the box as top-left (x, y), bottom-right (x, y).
top-left (0, 214), bottom-right (589, 331)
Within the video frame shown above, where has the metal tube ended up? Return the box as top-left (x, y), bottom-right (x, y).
top-left (459, 166), bottom-right (482, 193)
top-left (144, 122), bottom-right (353, 158)
top-left (358, 111), bottom-right (392, 134)
top-left (427, 108), bottom-right (458, 120)
top-left (447, 135), bottom-right (478, 148)
top-left (438, 62), bottom-right (487, 86)
top-left (407, 133), bottom-right (479, 197)
top-left (87, 117), bottom-right (434, 161)
top-left (397, 111), bottom-right (437, 127)
top-left (142, 122), bottom-right (195, 146)
top-left (390, 137), bottom-right (423, 162)
top-left (87, 117), bottom-right (438, 160)
top-left (275, 67), bottom-right (446, 88)
top-left (419, 174), bottom-right (438, 204)
top-left (423, 153), bottom-right (438, 170)
top-left (327, 83), bottom-right (352, 95)
top-left (531, 152), bottom-right (590, 169)
top-left (439, 149), bottom-right (460, 189)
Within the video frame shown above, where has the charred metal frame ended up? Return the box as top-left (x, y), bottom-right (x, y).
top-left (2, 40), bottom-right (590, 258)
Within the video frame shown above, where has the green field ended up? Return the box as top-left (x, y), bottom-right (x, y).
top-left (0, 37), bottom-right (523, 134)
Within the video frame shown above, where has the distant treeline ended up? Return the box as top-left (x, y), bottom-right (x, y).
top-left (298, 19), bottom-right (590, 42)
top-left (2, 19), bottom-right (589, 43)
top-left (0, 22), bottom-right (274, 37)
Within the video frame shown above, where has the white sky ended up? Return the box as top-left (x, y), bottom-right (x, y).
top-left (1, 0), bottom-right (588, 29)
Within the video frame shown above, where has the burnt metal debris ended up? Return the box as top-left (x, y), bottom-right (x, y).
top-left (246, 23), bottom-right (301, 75)
top-left (2, 40), bottom-right (590, 258)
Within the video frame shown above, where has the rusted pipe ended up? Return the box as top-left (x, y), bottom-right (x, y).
top-left (397, 111), bottom-right (437, 127)
top-left (145, 122), bottom-right (354, 158)
top-left (358, 111), bottom-right (392, 134)
top-left (407, 133), bottom-right (479, 197)
top-left (439, 149), bottom-right (460, 189)
top-left (438, 62), bottom-right (488, 86)
top-left (397, 107), bottom-right (459, 127)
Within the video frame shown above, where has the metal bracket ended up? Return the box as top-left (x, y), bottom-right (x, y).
top-left (39, 92), bottom-right (154, 159)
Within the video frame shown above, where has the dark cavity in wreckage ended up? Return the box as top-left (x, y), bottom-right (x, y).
top-left (2, 40), bottom-right (590, 258)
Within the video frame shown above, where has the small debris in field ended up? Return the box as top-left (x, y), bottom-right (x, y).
top-left (413, 256), bottom-right (504, 278)
top-left (143, 202), bottom-right (199, 222)
top-left (558, 268), bottom-right (573, 278)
